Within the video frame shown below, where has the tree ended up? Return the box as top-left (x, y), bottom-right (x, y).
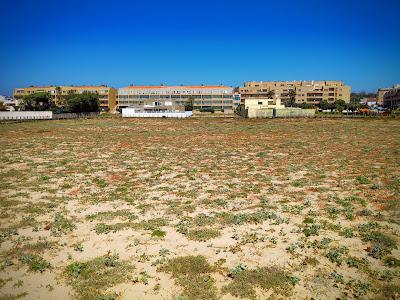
top-left (350, 92), bottom-right (377, 103)
top-left (55, 86), bottom-right (61, 97)
top-left (328, 102), bottom-right (336, 112)
top-left (346, 102), bottom-right (357, 112)
top-left (55, 86), bottom-right (62, 104)
top-left (0, 102), bottom-right (8, 111)
top-left (334, 99), bottom-right (346, 113)
top-left (185, 96), bottom-right (194, 111)
top-left (319, 100), bottom-right (330, 110)
top-left (266, 90), bottom-right (275, 99)
top-left (64, 92), bottom-right (100, 113)
top-left (21, 92), bottom-right (52, 111)
top-left (298, 102), bottom-right (315, 109)
top-left (284, 90), bottom-right (296, 107)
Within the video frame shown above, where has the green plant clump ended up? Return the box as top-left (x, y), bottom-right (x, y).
top-left (159, 255), bottom-right (218, 300)
top-left (19, 254), bottom-right (51, 272)
top-left (51, 212), bottom-right (76, 236)
top-left (64, 254), bottom-right (135, 299)
top-left (151, 229), bottom-right (166, 238)
top-left (187, 228), bottom-right (220, 242)
top-left (383, 256), bottom-right (400, 268)
top-left (303, 224), bottom-right (321, 237)
top-left (222, 266), bottom-right (295, 299)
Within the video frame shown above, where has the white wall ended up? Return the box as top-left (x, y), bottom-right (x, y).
top-left (122, 108), bottom-right (192, 118)
top-left (0, 111), bottom-right (53, 120)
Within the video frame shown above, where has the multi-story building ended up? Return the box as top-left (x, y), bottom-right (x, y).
top-left (117, 85), bottom-right (241, 111)
top-left (383, 85), bottom-right (400, 109)
top-left (377, 85), bottom-right (400, 106)
top-left (377, 88), bottom-right (391, 105)
top-left (239, 80), bottom-right (351, 105)
top-left (13, 85), bottom-right (117, 111)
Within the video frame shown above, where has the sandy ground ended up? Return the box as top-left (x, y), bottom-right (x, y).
top-left (0, 117), bottom-right (399, 300)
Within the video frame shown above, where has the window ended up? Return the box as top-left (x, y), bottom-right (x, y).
top-left (258, 101), bottom-right (263, 105)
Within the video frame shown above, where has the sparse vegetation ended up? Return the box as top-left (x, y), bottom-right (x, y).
top-left (186, 228), bottom-right (221, 241)
top-left (159, 255), bottom-right (218, 300)
top-left (0, 118), bottom-right (398, 299)
top-left (64, 254), bottom-right (135, 299)
top-left (222, 266), bottom-right (295, 299)
top-left (18, 254), bottom-right (51, 272)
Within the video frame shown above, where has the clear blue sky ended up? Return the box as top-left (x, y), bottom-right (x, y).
top-left (0, 0), bottom-right (399, 95)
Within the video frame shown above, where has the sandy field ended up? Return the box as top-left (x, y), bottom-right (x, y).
top-left (0, 117), bottom-right (399, 300)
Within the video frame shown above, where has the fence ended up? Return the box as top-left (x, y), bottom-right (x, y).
top-left (275, 108), bottom-right (315, 118)
top-left (0, 111), bottom-right (99, 121)
top-left (0, 111), bottom-right (52, 121)
top-left (52, 112), bottom-right (99, 119)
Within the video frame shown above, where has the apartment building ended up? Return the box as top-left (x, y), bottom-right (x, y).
top-left (13, 85), bottom-right (117, 111)
top-left (239, 80), bottom-right (351, 104)
top-left (383, 85), bottom-right (400, 109)
top-left (377, 88), bottom-right (391, 105)
top-left (117, 85), bottom-right (241, 111)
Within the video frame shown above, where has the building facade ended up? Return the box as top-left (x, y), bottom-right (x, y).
top-left (383, 85), bottom-right (400, 109)
top-left (239, 80), bottom-right (351, 104)
top-left (13, 85), bottom-right (117, 111)
top-left (117, 85), bottom-right (241, 111)
top-left (243, 96), bottom-right (285, 118)
top-left (377, 88), bottom-right (391, 105)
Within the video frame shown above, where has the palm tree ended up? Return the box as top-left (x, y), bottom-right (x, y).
top-left (55, 86), bottom-right (62, 106)
top-left (266, 90), bottom-right (275, 99)
top-left (288, 90), bottom-right (296, 107)
top-left (185, 96), bottom-right (194, 111)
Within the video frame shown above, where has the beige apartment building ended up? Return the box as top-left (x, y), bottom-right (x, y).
top-left (377, 88), bottom-right (391, 105)
top-left (377, 85), bottom-right (400, 106)
top-left (13, 85), bottom-right (117, 111)
top-left (383, 85), bottom-right (400, 109)
top-left (117, 85), bottom-right (241, 111)
top-left (239, 80), bottom-right (351, 104)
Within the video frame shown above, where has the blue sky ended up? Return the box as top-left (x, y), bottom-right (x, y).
top-left (0, 0), bottom-right (399, 95)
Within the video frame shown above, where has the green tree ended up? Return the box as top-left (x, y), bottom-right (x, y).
top-left (21, 92), bottom-right (53, 111)
top-left (283, 90), bottom-right (296, 107)
top-left (319, 100), bottom-right (330, 110)
top-left (350, 92), bottom-right (376, 103)
top-left (55, 86), bottom-right (62, 97)
top-left (185, 96), bottom-right (194, 111)
top-left (335, 99), bottom-right (346, 112)
top-left (64, 92), bottom-right (99, 113)
top-left (0, 102), bottom-right (8, 111)
top-left (289, 90), bottom-right (296, 107)
top-left (346, 102), bottom-right (358, 112)
top-left (266, 90), bottom-right (275, 99)
top-left (298, 102), bottom-right (315, 109)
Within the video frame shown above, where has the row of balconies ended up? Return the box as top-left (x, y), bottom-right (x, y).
top-left (117, 95), bottom-right (233, 100)
top-left (14, 89), bottom-right (110, 95)
top-left (118, 100), bottom-right (233, 104)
